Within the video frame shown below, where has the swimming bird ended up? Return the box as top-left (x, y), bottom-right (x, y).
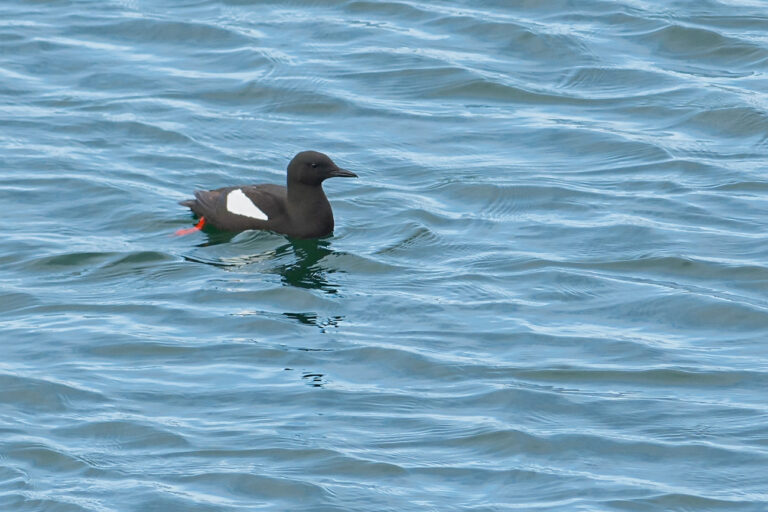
top-left (178, 151), bottom-right (357, 238)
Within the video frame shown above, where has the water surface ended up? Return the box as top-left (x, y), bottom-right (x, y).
top-left (2, 1), bottom-right (768, 510)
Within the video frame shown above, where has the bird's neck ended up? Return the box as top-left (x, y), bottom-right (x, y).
top-left (287, 182), bottom-right (332, 220)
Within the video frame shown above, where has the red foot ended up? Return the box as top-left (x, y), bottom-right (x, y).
top-left (175, 217), bottom-right (206, 236)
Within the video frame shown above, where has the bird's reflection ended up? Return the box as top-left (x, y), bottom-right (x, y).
top-left (195, 228), bottom-right (238, 246)
top-left (181, 226), bottom-right (348, 331)
top-left (274, 237), bottom-right (337, 293)
top-left (283, 312), bottom-right (344, 332)
top-left (184, 227), bottom-right (341, 294)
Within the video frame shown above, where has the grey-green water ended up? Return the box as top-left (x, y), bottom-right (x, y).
top-left (2, 1), bottom-right (768, 510)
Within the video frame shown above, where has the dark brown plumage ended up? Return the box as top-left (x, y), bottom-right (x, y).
top-left (180, 151), bottom-right (357, 239)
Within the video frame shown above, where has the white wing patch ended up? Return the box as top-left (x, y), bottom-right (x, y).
top-left (226, 189), bottom-right (268, 220)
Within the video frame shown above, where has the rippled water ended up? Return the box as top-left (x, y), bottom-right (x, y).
top-left (2, 1), bottom-right (768, 510)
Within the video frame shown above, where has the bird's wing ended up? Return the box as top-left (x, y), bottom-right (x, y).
top-left (235, 184), bottom-right (287, 220)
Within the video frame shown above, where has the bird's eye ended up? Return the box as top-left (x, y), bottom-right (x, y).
top-left (310, 162), bottom-right (318, 168)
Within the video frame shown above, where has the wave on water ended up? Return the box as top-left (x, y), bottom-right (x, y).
top-left (1, 0), bottom-right (768, 510)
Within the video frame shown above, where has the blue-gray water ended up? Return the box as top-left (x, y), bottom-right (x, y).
top-left (2, 1), bottom-right (768, 510)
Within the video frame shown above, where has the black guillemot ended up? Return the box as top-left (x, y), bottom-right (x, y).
top-left (178, 151), bottom-right (357, 239)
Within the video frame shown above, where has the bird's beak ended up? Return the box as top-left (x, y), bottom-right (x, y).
top-left (328, 168), bottom-right (358, 178)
